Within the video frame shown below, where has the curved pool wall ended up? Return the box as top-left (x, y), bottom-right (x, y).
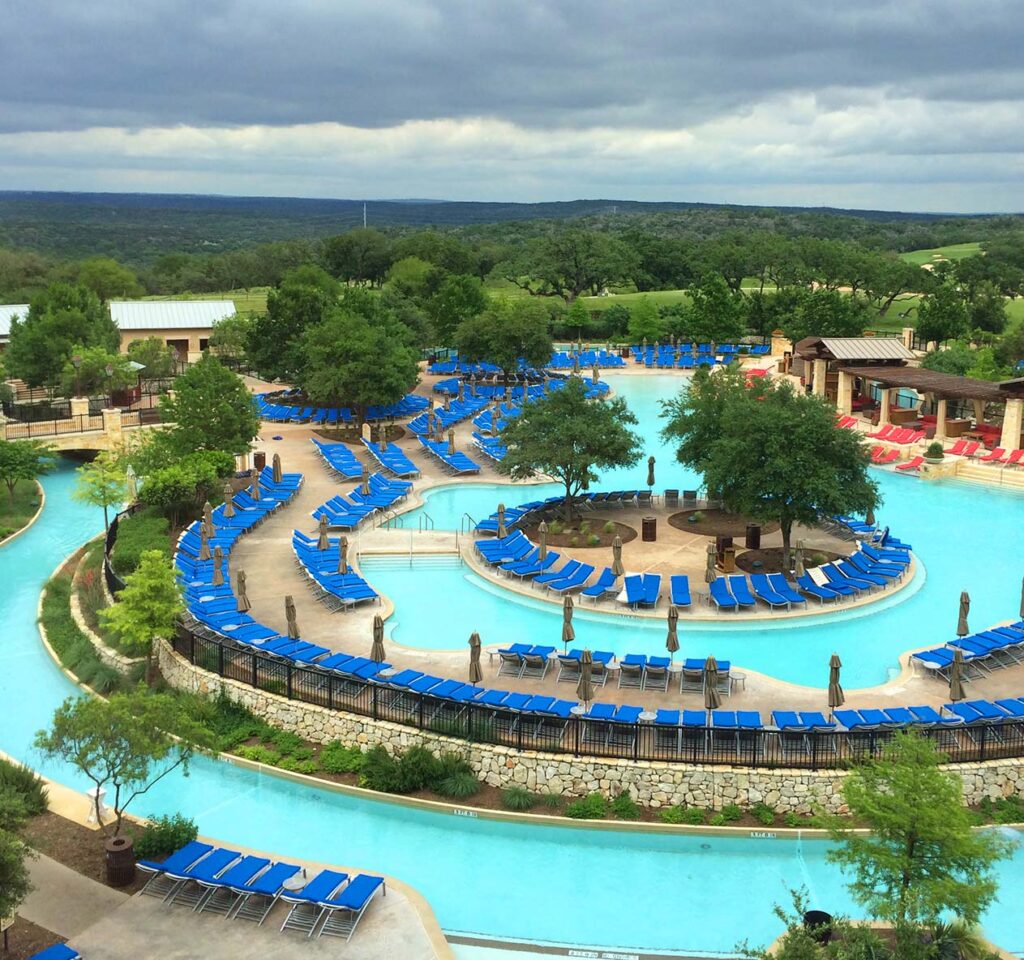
top-left (1, 474), bottom-right (1022, 948)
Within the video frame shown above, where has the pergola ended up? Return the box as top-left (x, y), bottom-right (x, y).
top-left (837, 365), bottom-right (1024, 448)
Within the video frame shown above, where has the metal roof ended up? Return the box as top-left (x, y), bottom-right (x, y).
top-left (0, 304), bottom-right (30, 339)
top-left (109, 300), bottom-right (236, 330)
top-left (795, 336), bottom-right (916, 362)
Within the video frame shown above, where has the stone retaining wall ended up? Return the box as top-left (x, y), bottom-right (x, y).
top-left (157, 640), bottom-right (1024, 814)
top-left (70, 542), bottom-right (142, 674)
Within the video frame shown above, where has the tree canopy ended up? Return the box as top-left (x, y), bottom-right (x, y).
top-left (497, 377), bottom-right (642, 518)
top-left (681, 274), bottom-right (748, 344)
top-left (72, 450), bottom-right (127, 529)
top-left (661, 368), bottom-right (878, 555)
top-left (827, 731), bottom-right (1013, 950)
top-left (5, 283), bottom-right (120, 387)
top-left (779, 289), bottom-right (872, 345)
top-left (626, 296), bottom-right (664, 343)
top-left (75, 257), bottom-right (142, 301)
top-left (425, 274), bottom-right (488, 346)
top-left (0, 439), bottom-right (57, 504)
top-left (916, 283), bottom-right (970, 346)
top-left (455, 298), bottom-right (553, 380)
top-left (126, 336), bottom-right (177, 379)
top-left (58, 345), bottom-right (136, 398)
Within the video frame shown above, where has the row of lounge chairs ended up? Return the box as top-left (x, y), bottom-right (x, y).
top-left (912, 620), bottom-right (1024, 679)
top-left (254, 391), bottom-right (427, 424)
top-left (975, 446), bottom-right (1024, 466)
top-left (548, 350), bottom-right (626, 369)
top-left (360, 438), bottom-right (420, 478)
top-left (407, 395), bottom-right (490, 435)
top-left (293, 531), bottom-right (379, 610)
top-left (471, 431), bottom-right (507, 462)
top-left (417, 437), bottom-right (481, 474)
top-left (138, 841), bottom-right (384, 941)
top-left (310, 473), bottom-right (411, 529)
top-left (310, 437), bottom-right (363, 480)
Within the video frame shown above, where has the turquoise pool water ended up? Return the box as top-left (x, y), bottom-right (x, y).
top-left (2, 399), bottom-right (1023, 953)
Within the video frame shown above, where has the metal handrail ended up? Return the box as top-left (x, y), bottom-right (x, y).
top-left (418, 512), bottom-right (434, 532)
top-left (460, 512), bottom-right (476, 533)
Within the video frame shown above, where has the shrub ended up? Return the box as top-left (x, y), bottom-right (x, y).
top-left (980, 795), bottom-right (1024, 824)
top-left (926, 441), bottom-right (945, 459)
top-left (587, 535), bottom-right (601, 546)
top-left (399, 746), bottom-right (443, 791)
top-left (611, 792), bottom-right (640, 820)
top-left (548, 520), bottom-right (563, 535)
top-left (708, 813), bottom-right (726, 826)
top-left (359, 746), bottom-right (407, 793)
top-left (659, 804), bottom-right (705, 825)
top-left (565, 792), bottom-right (609, 820)
top-left (782, 811), bottom-right (802, 828)
top-left (436, 771), bottom-right (481, 799)
top-left (539, 792), bottom-right (562, 810)
top-left (234, 745), bottom-right (279, 765)
top-left (278, 757), bottom-right (319, 775)
top-left (809, 553), bottom-right (827, 566)
top-left (569, 536), bottom-right (579, 547)
top-left (0, 760), bottom-right (48, 816)
top-left (134, 813), bottom-right (198, 861)
top-left (752, 803), bottom-right (776, 826)
top-left (721, 803), bottom-right (743, 823)
top-left (111, 508), bottom-right (170, 577)
top-left (502, 786), bottom-right (536, 812)
top-left (602, 521), bottom-right (615, 533)
top-left (319, 742), bottom-right (365, 775)
top-left (182, 692), bottom-right (274, 751)
top-left (266, 730), bottom-right (307, 758)
top-left (579, 521), bottom-right (590, 534)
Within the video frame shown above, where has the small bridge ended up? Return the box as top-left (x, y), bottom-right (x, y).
top-left (1, 407), bottom-right (165, 451)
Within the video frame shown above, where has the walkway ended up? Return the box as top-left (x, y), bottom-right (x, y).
top-left (20, 855), bottom-right (128, 938)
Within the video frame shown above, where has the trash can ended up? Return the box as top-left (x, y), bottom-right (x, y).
top-left (253, 451), bottom-right (266, 472)
top-left (721, 546), bottom-right (737, 573)
top-left (745, 523), bottom-right (761, 550)
top-left (642, 516), bottom-right (657, 542)
top-left (802, 910), bottom-right (833, 944)
top-left (105, 835), bottom-right (136, 887)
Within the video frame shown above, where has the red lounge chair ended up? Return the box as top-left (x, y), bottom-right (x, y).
top-left (945, 439), bottom-right (968, 456)
top-left (896, 456), bottom-right (923, 473)
top-left (873, 448), bottom-right (899, 465)
top-left (889, 428), bottom-right (912, 444)
top-left (980, 446), bottom-right (1006, 463)
top-left (1004, 449), bottom-right (1024, 467)
top-left (963, 440), bottom-right (981, 457)
top-left (836, 416), bottom-right (856, 429)
top-left (868, 423), bottom-right (895, 440)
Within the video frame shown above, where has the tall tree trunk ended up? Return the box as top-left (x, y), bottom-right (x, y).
top-left (781, 517), bottom-right (793, 566)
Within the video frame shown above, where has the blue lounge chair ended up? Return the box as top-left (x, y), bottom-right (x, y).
top-left (26, 948), bottom-right (80, 960)
top-left (641, 573), bottom-right (662, 606)
top-left (581, 567), bottom-right (618, 601)
top-left (280, 869), bottom-right (350, 936)
top-left (139, 841), bottom-right (214, 898)
top-left (748, 573), bottom-right (791, 609)
top-left (194, 855), bottom-right (270, 913)
top-left (618, 574), bottom-right (645, 607)
top-left (164, 847), bottom-right (242, 906)
top-left (726, 575), bottom-right (757, 608)
top-left (670, 574), bottom-right (691, 606)
top-left (231, 861), bottom-right (303, 922)
top-left (318, 874), bottom-right (386, 940)
top-left (708, 578), bottom-right (738, 611)
top-left (765, 573), bottom-right (808, 606)
top-left (796, 572), bottom-right (841, 603)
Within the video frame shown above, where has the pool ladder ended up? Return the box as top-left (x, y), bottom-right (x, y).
top-left (418, 512), bottom-right (434, 532)
top-left (460, 512), bottom-right (476, 533)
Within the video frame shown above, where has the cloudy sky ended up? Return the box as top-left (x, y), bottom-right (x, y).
top-left (3, 0), bottom-right (1023, 212)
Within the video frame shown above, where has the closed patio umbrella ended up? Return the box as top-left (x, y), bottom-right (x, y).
top-left (198, 526), bottom-right (211, 561)
top-left (957, 590), bottom-right (970, 638)
top-left (250, 473), bottom-right (261, 501)
top-left (362, 476), bottom-right (372, 496)
top-left (458, 380), bottom-right (465, 402)
top-left (705, 541), bottom-right (717, 584)
top-left (223, 482), bottom-right (235, 518)
top-left (202, 501), bottom-right (214, 539)
top-left (666, 605), bottom-right (679, 660)
top-left (370, 614), bottom-right (386, 663)
top-left (538, 520), bottom-right (548, 561)
top-left (444, 392), bottom-right (451, 411)
top-left (496, 503), bottom-right (508, 539)
top-left (794, 540), bottom-right (805, 579)
top-left (642, 337), bottom-right (648, 350)
top-left (611, 535), bottom-right (624, 576)
top-left (448, 429), bottom-right (456, 455)
top-left (427, 409), bottom-right (436, 434)
top-left (704, 656), bottom-right (722, 711)
top-left (592, 363), bottom-right (600, 385)
top-left (573, 354), bottom-right (581, 374)
top-left (949, 648), bottom-right (965, 702)
top-left (434, 424), bottom-right (444, 444)
top-left (272, 453), bottom-right (283, 484)
top-left (125, 464), bottom-right (138, 502)
top-left (212, 546), bottom-right (224, 586)
top-left (468, 631), bottom-right (483, 685)
top-left (285, 595), bottom-right (299, 639)
top-left (236, 570), bottom-right (251, 613)
top-left (828, 653), bottom-right (845, 713)
top-left (338, 536), bottom-right (349, 575)
top-left (646, 456), bottom-right (655, 489)
top-left (561, 594), bottom-right (575, 649)
top-left (317, 513), bottom-right (330, 550)
top-left (576, 648), bottom-right (594, 706)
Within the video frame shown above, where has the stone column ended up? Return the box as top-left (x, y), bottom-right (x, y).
top-left (902, 326), bottom-right (915, 350)
top-left (972, 399), bottom-right (986, 426)
top-left (812, 359), bottom-right (827, 397)
top-left (101, 408), bottom-right (123, 445)
top-left (879, 388), bottom-right (892, 426)
top-left (836, 372), bottom-right (853, 416)
top-left (1000, 398), bottom-right (1024, 452)
top-left (69, 396), bottom-right (90, 419)
top-left (770, 332), bottom-right (791, 357)
top-left (934, 398), bottom-right (948, 443)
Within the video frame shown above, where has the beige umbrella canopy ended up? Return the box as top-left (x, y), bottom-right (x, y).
top-left (704, 656), bottom-right (722, 711)
top-left (338, 536), bottom-right (349, 575)
top-left (957, 591), bottom-right (971, 638)
top-left (434, 424), bottom-right (444, 444)
top-left (370, 614), bottom-right (386, 663)
top-left (592, 363), bottom-right (600, 385)
top-left (317, 514), bottom-right (330, 550)
top-left (794, 540), bottom-right (805, 579)
top-left (646, 456), bottom-right (655, 489)
top-left (666, 605), bottom-right (680, 660)
top-left (448, 429), bottom-right (457, 455)
top-left (828, 653), bottom-right (845, 713)
top-left (468, 632), bottom-right (483, 685)
top-left (223, 482), bottom-right (236, 518)
top-left (272, 453), bottom-right (283, 484)
top-left (458, 380), bottom-right (465, 402)
top-left (576, 648), bottom-right (594, 706)
top-left (538, 520), bottom-right (548, 561)
top-left (199, 526), bottom-right (212, 561)
top-left (705, 541), bottom-right (717, 584)
top-left (496, 503), bottom-right (508, 539)
top-left (125, 464), bottom-right (138, 503)
top-left (212, 546), bottom-right (224, 586)
top-left (285, 595), bottom-right (299, 640)
top-left (250, 473), bottom-right (261, 501)
top-left (202, 501), bottom-right (214, 539)
top-left (236, 570), bottom-right (251, 613)
top-left (562, 594), bottom-right (575, 649)
top-left (949, 648), bottom-right (965, 702)
top-left (611, 535), bottom-right (624, 577)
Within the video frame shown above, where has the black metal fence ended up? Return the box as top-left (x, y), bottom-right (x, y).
top-left (170, 623), bottom-right (1024, 769)
top-left (1, 414), bottom-right (104, 440)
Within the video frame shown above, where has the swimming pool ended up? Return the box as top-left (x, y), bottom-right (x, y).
top-left (2, 391), bottom-right (1024, 954)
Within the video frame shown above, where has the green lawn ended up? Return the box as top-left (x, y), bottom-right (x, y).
top-left (0, 479), bottom-right (42, 543)
top-left (144, 289), bottom-right (270, 315)
top-left (581, 289), bottom-right (692, 313)
top-left (899, 242), bottom-right (982, 267)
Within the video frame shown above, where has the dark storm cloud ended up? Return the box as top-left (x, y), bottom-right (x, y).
top-left (3, 0), bottom-right (1023, 133)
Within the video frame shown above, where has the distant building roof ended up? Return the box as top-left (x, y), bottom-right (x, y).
top-left (0, 304), bottom-right (30, 339)
top-left (795, 336), bottom-right (916, 363)
top-left (109, 300), bottom-right (236, 331)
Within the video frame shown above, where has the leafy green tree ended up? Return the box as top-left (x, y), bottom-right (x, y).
top-left (299, 291), bottom-right (419, 428)
top-left (967, 281), bottom-right (1007, 334)
top-left (5, 283), bottom-right (119, 387)
top-left (916, 284), bottom-right (970, 345)
top-left (76, 257), bottom-right (142, 301)
top-left (139, 450), bottom-right (234, 525)
top-left (862, 255), bottom-right (927, 317)
top-left (0, 791), bottom-right (33, 926)
top-left (426, 274), bottom-right (489, 346)
top-left (247, 266), bottom-right (340, 380)
top-left (661, 369), bottom-right (878, 556)
top-left (72, 451), bottom-right (127, 530)
top-left (995, 318), bottom-right (1024, 369)
top-left (601, 303), bottom-right (631, 338)
top-left (323, 228), bottom-right (394, 286)
top-left (780, 289), bottom-right (872, 345)
top-left (380, 286), bottom-right (432, 349)
top-left (455, 298), bottom-right (553, 382)
top-left (0, 438), bottom-right (57, 504)
top-left (921, 342), bottom-right (975, 377)
top-left (159, 355), bottom-right (259, 458)
top-left (385, 256), bottom-right (437, 301)
top-left (58, 345), bottom-right (136, 398)
top-left (564, 299), bottom-right (594, 340)
top-left (626, 296), bottom-right (664, 343)
top-left (497, 378), bottom-right (641, 519)
top-left (827, 731), bottom-right (1013, 951)
top-left (501, 231), bottom-right (636, 301)
top-left (126, 336), bottom-right (177, 379)
top-left (100, 550), bottom-right (182, 682)
top-left (684, 274), bottom-right (748, 344)
top-left (208, 313), bottom-right (254, 362)
top-left (35, 691), bottom-right (213, 838)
